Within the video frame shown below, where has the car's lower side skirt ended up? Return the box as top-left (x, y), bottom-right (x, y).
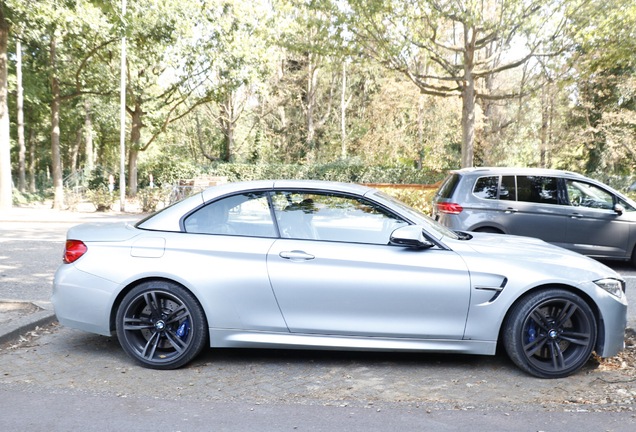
top-left (209, 329), bottom-right (497, 355)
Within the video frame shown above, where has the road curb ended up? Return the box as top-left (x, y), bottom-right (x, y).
top-left (0, 302), bottom-right (58, 345)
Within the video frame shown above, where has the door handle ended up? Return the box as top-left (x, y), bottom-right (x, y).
top-left (570, 213), bottom-right (582, 219)
top-left (279, 250), bottom-right (315, 261)
top-left (504, 207), bottom-right (518, 214)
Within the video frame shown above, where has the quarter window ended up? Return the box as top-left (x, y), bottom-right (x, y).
top-left (473, 176), bottom-right (499, 200)
top-left (184, 192), bottom-right (276, 237)
top-left (271, 191), bottom-right (407, 244)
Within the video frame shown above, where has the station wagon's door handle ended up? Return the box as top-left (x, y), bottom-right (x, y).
top-left (504, 207), bottom-right (518, 214)
top-left (570, 213), bottom-right (583, 219)
top-left (279, 250), bottom-right (315, 261)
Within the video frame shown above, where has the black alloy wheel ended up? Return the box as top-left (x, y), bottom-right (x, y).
top-left (116, 281), bottom-right (207, 369)
top-left (503, 289), bottom-right (597, 378)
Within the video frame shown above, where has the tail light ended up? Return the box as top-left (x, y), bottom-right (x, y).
top-left (64, 240), bottom-right (87, 264)
top-left (436, 203), bottom-right (463, 215)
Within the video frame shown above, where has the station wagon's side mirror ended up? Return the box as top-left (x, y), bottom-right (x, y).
top-left (390, 226), bottom-right (434, 249)
top-left (614, 203), bottom-right (625, 215)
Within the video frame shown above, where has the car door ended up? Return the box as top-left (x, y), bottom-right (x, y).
top-left (266, 191), bottom-right (472, 339)
top-left (175, 191), bottom-right (288, 332)
top-left (498, 175), bottom-right (568, 244)
top-left (563, 179), bottom-right (630, 257)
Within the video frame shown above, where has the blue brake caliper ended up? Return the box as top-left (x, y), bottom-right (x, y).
top-left (525, 320), bottom-right (536, 345)
top-left (176, 319), bottom-right (190, 340)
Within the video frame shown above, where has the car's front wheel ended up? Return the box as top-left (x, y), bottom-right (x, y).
top-left (116, 281), bottom-right (208, 369)
top-left (503, 289), bottom-right (597, 378)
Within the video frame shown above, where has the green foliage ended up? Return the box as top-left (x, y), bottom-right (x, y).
top-left (377, 187), bottom-right (436, 216)
top-left (206, 161), bottom-right (446, 184)
top-left (11, 187), bottom-right (48, 205)
top-left (138, 159), bottom-right (203, 188)
top-left (86, 186), bottom-right (116, 212)
top-left (137, 187), bottom-right (165, 212)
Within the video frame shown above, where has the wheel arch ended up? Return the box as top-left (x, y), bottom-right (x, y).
top-left (497, 283), bottom-right (604, 354)
top-left (109, 277), bottom-right (207, 334)
top-left (471, 225), bottom-right (505, 234)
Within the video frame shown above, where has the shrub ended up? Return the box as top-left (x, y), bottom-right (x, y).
top-left (377, 187), bottom-right (437, 216)
top-left (86, 186), bottom-right (116, 212)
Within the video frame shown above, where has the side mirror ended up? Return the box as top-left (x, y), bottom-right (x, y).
top-left (614, 203), bottom-right (625, 215)
top-left (390, 225), bottom-right (434, 249)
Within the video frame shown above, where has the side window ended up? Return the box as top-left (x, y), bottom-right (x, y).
top-left (516, 176), bottom-right (558, 204)
top-left (500, 176), bottom-right (516, 201)
top-left (184, 192), bottom-right (276, 237)
top-left (473, 176), bottom-right (499, 200)
top-left (566, 180), bottom-right (614, 210)
top-left (271, 191), bottom-right (407, 244)
top-left (619, 198), bottom-right (636, 212)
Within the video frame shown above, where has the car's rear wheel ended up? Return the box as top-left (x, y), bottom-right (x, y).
top-left (116, 281), bottom-right (208, 369)
top-left (503, 289), bottom-right (596, 378)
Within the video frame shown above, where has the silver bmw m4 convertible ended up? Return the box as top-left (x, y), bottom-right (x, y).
top-left (52, 180), bottom-right (628, 378)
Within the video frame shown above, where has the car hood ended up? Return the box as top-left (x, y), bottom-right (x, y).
top-left (66, 222), bottom-right (141, 242)
top-left (454, 232), bottom-right (621, 280)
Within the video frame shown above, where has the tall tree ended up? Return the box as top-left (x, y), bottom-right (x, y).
top-left (0, 1), bottom-right (11, 210)
top-left (333, 0), bottom-right (585, 167)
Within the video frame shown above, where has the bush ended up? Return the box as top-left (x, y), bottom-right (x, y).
top-left (377, 187), bottom-right (437, 216)
top-left (137, 187), bottom-right (170, 212)
top-left (205, 161), bottom-right (446, 185)
top-left (11, 188), bottom-right (49, 205)
top-left (86, 186), bottom-right (116, 212)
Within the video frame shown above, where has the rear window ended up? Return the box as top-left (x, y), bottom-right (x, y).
top-left (436, 173), bottom-right (460, 199)
top-left (473, 176), bottom-right (499, 200)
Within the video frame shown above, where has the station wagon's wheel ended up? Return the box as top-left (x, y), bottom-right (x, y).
top-left (116, 281), bottom-right (208, 370)
top-left (503, 289), bottom-right (596, 378)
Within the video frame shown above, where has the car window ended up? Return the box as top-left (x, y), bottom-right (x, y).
top-left (618, 198), bottom-right (636, 212)
top-left (184, 192), bottom-right (276, 237)
top-left (436, 173), bottom-right (460, 198)
top-left (473, 176), bottom-right (499, 200)
top-left (500, 176), bottom-right (516, 201)
top-left (271, 191), bottom-right (408, 244)
top-left (566, 180), bottom-right (614, 210)
top-left (516, 176), bottom-right (558, 204)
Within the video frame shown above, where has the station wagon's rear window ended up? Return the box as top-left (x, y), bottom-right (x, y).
top-left (437, 173), bottom-right (460, 198)
top-left (473, 176), bottom-right (499, 199)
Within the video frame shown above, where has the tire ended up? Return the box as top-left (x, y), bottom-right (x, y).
top-left (116, 281), bottom-right (208, 370)
top-left (474, 227), bottom-right (503, 234)
top-left (503, 289), bottom-right (596, 378)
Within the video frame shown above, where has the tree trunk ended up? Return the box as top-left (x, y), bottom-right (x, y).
top-left (340, 62), bottom-right (347, 158)
top-left (0, 5), bottom-right (11, 210)
top-left (127, 107), bottom-right (143, 196)
top-left (219, 97), bottom-right (234, 162)
top-left (540, 83), bottom-right (548, 168)
top-left (28, 128), bottom-right (36, 193)
top-left (460, 24), bottom-right (476, 169)
top-left (306, 54), bottom-right (317, 161)
top-left (84, 99), bottom-right (93, 174)
top-left (17, 40), bottom-right (26, 193)
top-left (71, 128), bottom-right (83, 174)
top-left (417, 96), bottom-right (424, 170)
top-left (50, 33), bottom-right (64, 209)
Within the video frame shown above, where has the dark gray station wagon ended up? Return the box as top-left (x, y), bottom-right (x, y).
top-left (432, 167), bottom-right (636, 265)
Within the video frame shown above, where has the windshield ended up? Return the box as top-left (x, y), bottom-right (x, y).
top-left (370, 191), bottom-right (460, 241)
